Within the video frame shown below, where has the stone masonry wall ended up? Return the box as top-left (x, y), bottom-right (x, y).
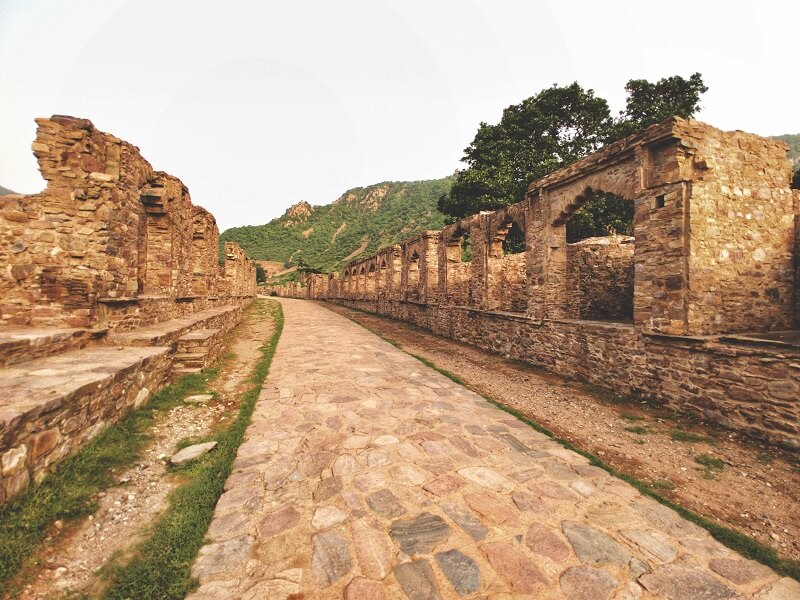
top-left (0, 115), bottom-right (256, 331)
top-left (276, 117), bottom-right (799, 450)
top-left (683, 127), bottom-right (796, 334)
top-left (0, 116), bottom-right (257, 504)
top-left (0, 347), bottom-right (171, 502)
top-left (566, 236), bottom-right (634, 321)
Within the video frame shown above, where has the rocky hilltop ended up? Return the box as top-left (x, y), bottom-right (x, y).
top-left (221, 177), bottom-right (453, 275)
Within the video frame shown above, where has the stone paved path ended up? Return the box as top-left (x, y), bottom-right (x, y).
top-left (189, 299), bottom-right (797, 600)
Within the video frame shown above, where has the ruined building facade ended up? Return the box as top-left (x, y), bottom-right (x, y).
top-left (277, 118), bottom-right (800, 451)
top-left (0, 116), bottom-right (256, 503)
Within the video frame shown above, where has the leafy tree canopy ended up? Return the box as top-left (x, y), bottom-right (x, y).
top-left (255, 264), bottom-right (267, 283)
top-left (566, 192), bottom-right (635, 243)
top-left (439, 73), bottom-right (707, 218)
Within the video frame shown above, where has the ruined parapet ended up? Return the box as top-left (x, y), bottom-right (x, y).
top-left (221, 241), bottom-right (257, 297)
top-left (1, 116), bottom-right (257, 330)
top-left (399, 232), bottom-right (439, 304)
top-left (0, 117), bottom-right (258, 504)
top-left (1, 116), bottom-right (151, 327)
top-left (191, 206), bottom-right (220, 297)
top-left (284, 117), bottom-right (797, 338)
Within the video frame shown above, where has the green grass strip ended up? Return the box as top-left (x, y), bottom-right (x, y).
top-left (101, 300), bottom-right (283, 599)
top-left (341, 309), bottom-right (800, 582)
top-left (0, 363), bottom-right (223, 594)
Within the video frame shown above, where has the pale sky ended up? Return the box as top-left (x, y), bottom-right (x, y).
top-left (1, 0), bottom-right (797, 231)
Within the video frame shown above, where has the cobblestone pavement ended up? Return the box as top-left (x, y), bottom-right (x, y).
top-left (189, 299), bottom-right (797, 599)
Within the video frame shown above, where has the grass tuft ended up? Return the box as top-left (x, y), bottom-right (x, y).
top-left (756, 452), bottom-right (774, 464)
top-left (651, 479), bottom-right (677, 491)
top-left (695, 453), bottom-right (726, 470)
top-left (671, 429), bottom-right (714, 444)
top-left (620, 412), bottom-right (645, 421)
top-left (625, 425), bottom-right (649, 435)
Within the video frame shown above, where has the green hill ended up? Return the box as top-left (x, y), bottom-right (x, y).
top-left (772, 134), bottom-right (800, 166)
top-left (221, 177), bottom-right (453, 275)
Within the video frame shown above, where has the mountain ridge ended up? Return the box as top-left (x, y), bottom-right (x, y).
top-left (220, 177), bottom-right (453, 275)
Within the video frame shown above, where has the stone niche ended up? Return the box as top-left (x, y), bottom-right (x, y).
top-left (0, 115), bottom-right (257, 331)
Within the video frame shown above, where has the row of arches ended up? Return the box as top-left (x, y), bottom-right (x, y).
top-left (329, 190), bottom-right (634, 323)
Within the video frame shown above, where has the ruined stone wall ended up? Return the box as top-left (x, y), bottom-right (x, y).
top-left (566, 236), bottom-right (634, 321)
top-left (1, 116), bottom-right (150, 327)
top-left (0, 116), bottom-right (256, 331)
top-left (221, 241), bottom-right (257, 298)
top-left (0, 348), bottom-right (171, 502)
top-left (279, 117), bottom-right (798, 449)
top-left (683, 127), bottom-right (795, 334)
top-left (795, 190), bottom-right (800, 324)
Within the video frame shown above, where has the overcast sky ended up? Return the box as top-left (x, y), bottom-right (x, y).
top-left (1, 1), bottom-right (797, 231)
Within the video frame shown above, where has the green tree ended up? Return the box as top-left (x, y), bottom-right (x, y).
top-left (439, 83), bottom-right (612, 218)
top-left (439, 74), bottom-right (707, 219)
top-left (566, 192), bottom-right (634, 242)
top-left (255, 264), bottom-right (267, 283)
top-left (610, 72), bottom-right (708, 139)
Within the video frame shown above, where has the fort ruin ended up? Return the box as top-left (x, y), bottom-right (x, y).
top-left (277, 117), bottom-right (800, 452)
top-left (0, 116), bottom-right (256, 503)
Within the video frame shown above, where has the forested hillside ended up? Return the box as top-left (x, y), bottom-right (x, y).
top-left (772, 134), bottom-right (800, 165)
top-left (221, 178), bottom-right (452, 274)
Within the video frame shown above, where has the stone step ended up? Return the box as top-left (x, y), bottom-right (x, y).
top-left (0, 326), bottom-right (107, 368)
top-left (109, 306), bottom-right (239, 348)
top-left (0, 344), bottom-right (171, 502)
top-left (174, 354), bottom-right (207, 368)
top-left (178, 328), bottom-right (222, 344)
top-left (173, 367), bottom-right (203, 376)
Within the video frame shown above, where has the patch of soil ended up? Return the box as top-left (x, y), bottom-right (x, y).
top-left (18, 305), bottom-right (273, 599)
top-left (326, 303), bottom-right (800, 562)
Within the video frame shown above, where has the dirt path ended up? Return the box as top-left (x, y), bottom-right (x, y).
top-left (325, 303), bottom-right (800, 564)
top-left (17, 303), bottom-right (274, 599)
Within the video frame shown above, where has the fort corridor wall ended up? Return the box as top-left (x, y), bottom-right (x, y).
top-left (277, 118), bottom-right (800, 451)
top-left (0, 116), bottom-right (256, 503)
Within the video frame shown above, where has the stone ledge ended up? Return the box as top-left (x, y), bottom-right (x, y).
top-left (721, 330), bottom-right (800, 350)
top-left (0, 344), bottom-right (171, 502)
top-left (0, 326), bottom-right (107, 368)
top-left (109, 305), bottom-right (241, 347)
top-left (0, 345), bottom-right (169, 430)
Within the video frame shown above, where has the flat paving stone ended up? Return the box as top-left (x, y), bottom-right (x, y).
top-left (188, 299), bottom-right (782, 598)
top-left (562, 520), bottom-right (632, 566)
top-left (367, 488), bottom-right (406, 518)
top-left (351, 518), bottom-right (394, 579)
top-left (390, 512), bottom-right (451, 555)
top-left (482, 541), bottom-right (548, 593)
top-left (311, 531), bottom-right (352, 587)
top-left (639, 564), bottom-right (737, 599)
top-left (559, 565), bottom-right (618, 600)
top-left (394, 559), bottom-right (441, 600)
top-left (435, 549), bottom-right (481, 596)
top-left (439, 502), bottom-right (488, 541)
top-left (525, 521), bottom-right (571, 562)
